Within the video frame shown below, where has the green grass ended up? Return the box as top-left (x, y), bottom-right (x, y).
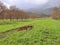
top-left (0, 18), bottom-right (60, 45)
top-left (0, 19), bottom-right (34, 33)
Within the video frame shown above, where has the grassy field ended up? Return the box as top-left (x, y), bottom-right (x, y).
top-left (0, 18), bottom-right (60, 45)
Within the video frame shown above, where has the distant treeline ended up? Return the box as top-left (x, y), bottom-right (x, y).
top-left (0, 1), bottom-right (40, 21)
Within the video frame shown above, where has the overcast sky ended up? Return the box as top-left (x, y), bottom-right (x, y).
top-left (0, 0), bottom-right (60, 9)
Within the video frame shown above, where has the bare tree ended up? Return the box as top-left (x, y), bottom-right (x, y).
top-left (52, 7), bottom-right (60, 19)
top-left (0, 1), bottom-right (7, 20)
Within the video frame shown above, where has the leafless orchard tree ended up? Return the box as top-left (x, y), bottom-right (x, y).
top-left (52, 7), bottom-right (60, 19)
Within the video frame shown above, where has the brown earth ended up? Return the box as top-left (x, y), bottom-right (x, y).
top-left (0, 25), bottom-right (33, 39)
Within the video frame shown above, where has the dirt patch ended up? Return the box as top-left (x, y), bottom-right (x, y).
top-left (0, 25), bottom-right (33, 39)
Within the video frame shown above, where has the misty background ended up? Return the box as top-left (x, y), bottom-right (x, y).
top-left (0, 0), bottom-right (60, 16)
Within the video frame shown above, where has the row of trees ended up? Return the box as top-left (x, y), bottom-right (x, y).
top-left (0, 1), bottom-right (40, 21)
top-left (0, 1), bottom-right (28, 20)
